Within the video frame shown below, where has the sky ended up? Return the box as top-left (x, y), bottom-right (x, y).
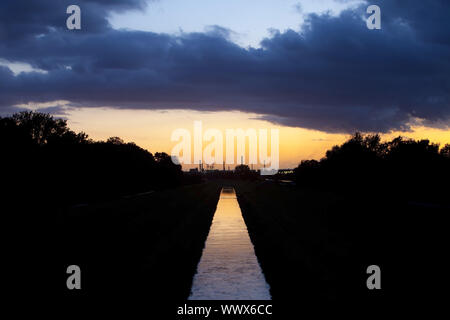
top-left (0, 0), bottom-right (449, 168)
top-left (108, 0), bottom-right (364, 48)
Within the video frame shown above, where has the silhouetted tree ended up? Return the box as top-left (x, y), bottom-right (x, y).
top-left (1, 112), bottom-right (184, 204)
top-left (440, 144), bottom-right (450, 158)
top-left (235, 164), bottom-right (250, 174)
top-left (294, 132), bottom-right (449, 203)
top-left (234, 164), bottom-right (258, 180)
top-left (106, 136), bottom-right (125, 145)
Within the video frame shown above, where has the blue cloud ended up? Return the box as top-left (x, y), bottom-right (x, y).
top-left (0, 0), bottom-right (449, 133)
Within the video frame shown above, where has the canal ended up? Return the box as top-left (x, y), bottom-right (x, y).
top-left (189, 187), bottom-right (271, 300)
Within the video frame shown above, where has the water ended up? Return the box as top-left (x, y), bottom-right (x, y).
top-left (189, 187), bottom-right (271, 300)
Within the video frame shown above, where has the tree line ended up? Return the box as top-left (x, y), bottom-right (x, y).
top-left (294, 132), bottom-right (450, 203)
top-left (1, 111), bottom-right (183, 205)
top-left (2, 112), bottom-right (448, 204)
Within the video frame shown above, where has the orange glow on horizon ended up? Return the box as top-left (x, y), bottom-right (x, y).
top-left (65, 108), bottom-right (450, 170)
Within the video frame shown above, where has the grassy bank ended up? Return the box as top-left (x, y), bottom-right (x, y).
top-left (233, 180), bottom-right (448, 306)
top-left (234, 180), bottom-right (349, 302)
top-left (52, 181), bottom-right (222, 302)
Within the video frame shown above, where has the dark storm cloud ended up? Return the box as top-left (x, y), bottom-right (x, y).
top-left (0, 0), bottom-right (449, 133)
top-left (0, 0), bottom-right (149, 43)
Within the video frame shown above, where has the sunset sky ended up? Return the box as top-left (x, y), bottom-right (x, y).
top-left (1, 0), bottom-right (449, 169)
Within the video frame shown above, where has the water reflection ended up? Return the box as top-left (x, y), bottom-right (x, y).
top-left (189, 187), bottom-right (271, 300)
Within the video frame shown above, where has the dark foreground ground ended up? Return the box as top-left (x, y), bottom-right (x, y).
top-left (19, 182), bottom-right (221, 310)
top-left (9, 179), bottom-right (448, 315)
top-left (233, 180), bottom-right (449, 308)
